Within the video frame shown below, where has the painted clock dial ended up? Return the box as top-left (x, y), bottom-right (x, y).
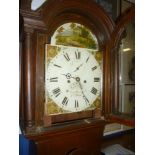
top-left (45, 45), bottom-right (102, 115)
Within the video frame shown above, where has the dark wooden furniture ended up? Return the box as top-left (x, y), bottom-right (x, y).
top-left (20, 0), bottom-right (135, 154)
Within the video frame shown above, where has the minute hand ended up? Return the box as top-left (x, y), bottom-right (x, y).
top-left (77, 80), bottom-right (89, 104)
top-left (76, 80), bottom-right (85, 96)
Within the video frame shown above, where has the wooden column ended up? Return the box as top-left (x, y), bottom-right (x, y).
top-left (23, 27), bottom-right (35, 129)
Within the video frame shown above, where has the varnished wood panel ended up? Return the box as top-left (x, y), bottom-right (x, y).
top-left (27, 120), bottom-right (105, 155)
top-left (35, 33), bottom-right (48, 126)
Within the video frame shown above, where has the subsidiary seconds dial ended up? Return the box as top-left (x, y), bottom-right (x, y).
top-left (45, 46), bottom-right (102, 112)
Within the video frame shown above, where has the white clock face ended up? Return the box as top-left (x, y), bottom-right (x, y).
top-left (45, 45), bottom-right (102, 113)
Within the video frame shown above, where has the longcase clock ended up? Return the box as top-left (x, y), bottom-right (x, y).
top-left (20, 0), bottom-right (135, 154)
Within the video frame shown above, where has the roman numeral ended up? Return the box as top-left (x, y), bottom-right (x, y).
top-left (94, 77), bottom-right (100, 82)
top-left (91, 87), bottom-right (98, 95)
top-left (75, 100), bottom-right (79, 108)
top-left (62, 97), bottom-right (69, 106)
top-left (63, 53), bottom-right (70, 61)
top-left (83, 96), bottom-right (89, 104)
top-left (53, 64), bottom-right (62, 68)
top-left (50, 77), bottom-right (58, 82)
top-left (92, 66), bottom-right (97, 71)
top-left (52, 87), bottom-right (61, 97)
top-left (86, 57), bottom-right (90, 63)
top-left (75, 51), bottom-right (81, 59)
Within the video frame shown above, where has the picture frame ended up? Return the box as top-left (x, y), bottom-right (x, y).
top-left (94, 0), bottom-right (121, 21)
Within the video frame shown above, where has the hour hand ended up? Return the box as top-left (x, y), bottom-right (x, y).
top-left (73, 63), bottom-right (83, 72)
top-left (61, 73), bottom-right (76, 80)
top-left (61, 73), bottom-right (72, 79)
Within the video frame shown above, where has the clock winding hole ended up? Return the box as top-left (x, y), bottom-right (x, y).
top-left (75, 77), bottom-right (80, 82)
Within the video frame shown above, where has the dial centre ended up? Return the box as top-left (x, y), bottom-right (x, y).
top-left (66, 73), bottom-right (71, 79)
top-left (76, 77), bottom-right (80, 82)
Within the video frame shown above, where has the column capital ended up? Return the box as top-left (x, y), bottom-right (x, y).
top-left (24, 26), bottom-right (34, 34)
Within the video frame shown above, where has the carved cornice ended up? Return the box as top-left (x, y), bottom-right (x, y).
top-left (41, 0), bottom-right (115, 34)
top-left (20, 9), bottom-right (47, 31)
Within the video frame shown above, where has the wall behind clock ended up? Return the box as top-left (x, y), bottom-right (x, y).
top-left (31, 0), bottom-right (46, 10)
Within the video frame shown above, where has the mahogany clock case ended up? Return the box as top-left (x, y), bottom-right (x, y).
top-left (19, 0), bottom-right (135, 136)
top-left (19, 1), bottom-right (134, 155)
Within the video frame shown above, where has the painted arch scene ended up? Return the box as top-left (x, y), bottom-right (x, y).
top-left (51, 23), bottom-right (99, 50)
